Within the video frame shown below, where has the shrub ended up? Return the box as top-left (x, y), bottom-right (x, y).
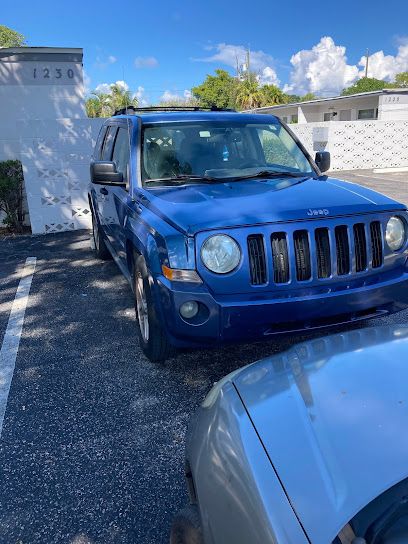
top-left (0, 160), bottom-right (25, 231)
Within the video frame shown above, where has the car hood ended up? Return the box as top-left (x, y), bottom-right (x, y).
top-left (146, 176), bottom-right (405, 235)
top-left (232, 326), bottom-right (408, 544)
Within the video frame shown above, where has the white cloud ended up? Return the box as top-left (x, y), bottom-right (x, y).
top-left (134, 85), bottom-right (149, 106)
top-left (160, 89), bottom-right (192, 102)
top-left (358, 41), bottom-right (408, 80)
top-left (94, 80), bottom-right (129, 94)
top-left (284, 36), bottom-right (358, 96)
top-left (258, 66), bottom-right (280, 86)
top-left (95, 54), bottom-right (117, 69)
top-left (284, 36), bottom-right (408, 96)
top-left (195, 43), bottom-right (280, 86)
top-left (134, 56), bottom-right (159, 68)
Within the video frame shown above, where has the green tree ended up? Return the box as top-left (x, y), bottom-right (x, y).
top-left (192, 69), bottom-right (238, 109)
top-left (0, 160), bottom-right (24, 231)
top-left (259, 84), bottom-right (286, 106)
top-left (156, 96), bottom-right (199, 108)
top-left (285, 94), bottom-right (302, 103)
top-left (341, 77), bottom-right (391, 95)
top-left (0, 25), bottom-right (26, 47)
top-left (110, 83), bottom-right (138, 111)
top-left (394, 72), bottom-right (408, 88)
top-left (300, 92), bottom-right (317, 102)
top-left (236, 79), bottom-right (264, 109)
top-left (85, 85), bottom-right (138, 117)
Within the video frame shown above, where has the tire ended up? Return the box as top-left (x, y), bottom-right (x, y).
top-left (133, 255), bottom-right (174, 363)
top-left (91, 206), bottom-right (111, 260)
top-left (170, 505), bottom-right (204, 544)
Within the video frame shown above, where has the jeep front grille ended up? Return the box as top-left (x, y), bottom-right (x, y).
top-left (294, 230), bottom-right (312, 281)
top-left (271, 232), bottom-right (290, 283)
top-left (247, 235), bottom-right (267, 285)
top-left (315, 228), bottom-right (331, 278)
top-left (370, 221), bottom-right (383, 268)
top-left (335, 225), bottom-right (350, 275)
top-left (353, 223), bottom-right (367, 272)
top-left (248, 220), bottom-right (384, 285)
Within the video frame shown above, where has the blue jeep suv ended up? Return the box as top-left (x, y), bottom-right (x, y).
top-left (89, 107), bottom-right (408, 362)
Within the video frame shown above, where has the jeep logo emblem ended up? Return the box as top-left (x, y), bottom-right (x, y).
top-left (307, 208), bottom-right (329, 216)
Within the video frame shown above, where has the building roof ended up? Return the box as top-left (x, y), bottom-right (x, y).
top-left (248, 88), bottom-right (408, 112)
top-left (0, 47), bottom-right (83, 62)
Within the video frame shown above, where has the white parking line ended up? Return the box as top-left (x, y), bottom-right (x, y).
top-left (0, 257), bottom-right (36, 437)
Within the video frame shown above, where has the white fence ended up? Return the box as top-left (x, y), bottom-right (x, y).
top-left (18, 118), bottom-right (103, 234)
top-left (291, 119), bottom-right (408, 171)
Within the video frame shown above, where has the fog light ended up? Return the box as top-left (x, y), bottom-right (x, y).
top-left (180, 301), bottom-right (199, 319)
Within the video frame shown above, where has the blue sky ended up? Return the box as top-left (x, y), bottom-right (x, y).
top-left (2, 0), bottom-right (408, 102)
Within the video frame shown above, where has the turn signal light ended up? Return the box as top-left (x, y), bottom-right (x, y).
top-left (162, 265), bottom-right (202, 283)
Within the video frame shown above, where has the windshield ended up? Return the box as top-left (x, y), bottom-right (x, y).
top-left (141, 120), bottom-right (314, 185)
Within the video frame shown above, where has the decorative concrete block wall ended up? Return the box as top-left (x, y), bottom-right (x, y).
top-left (19, 118), bottom-right (104, 234)
top-left (291, 120), bottom-right (408, 170)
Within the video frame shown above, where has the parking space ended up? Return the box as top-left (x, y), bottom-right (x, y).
top-left (0, 170), bottom-right (407, 544)
top-left (334, 169), bottom-right (408, 205)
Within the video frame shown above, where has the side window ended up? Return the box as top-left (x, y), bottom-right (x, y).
top-left (101, 126), bottom-right (117, 160)
top-left (95, 126), bottom-right (107, 160)
top-left (112, 127), bottom-right (130, 183)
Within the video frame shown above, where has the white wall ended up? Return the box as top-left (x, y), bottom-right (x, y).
top-left (379, 93), bottom-right (408, 120)
top-left (19, 118), bottom-right (104, 234)
top-left (0, 48), bottom-right (88, 228)
top-left (291, 119), bottom-right (408, 170)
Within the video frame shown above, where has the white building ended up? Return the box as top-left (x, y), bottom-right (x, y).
top-left (0, 46), bottom-right (86, 160)
top-left (250, 89), bottom-right (408, 124)
top-left (0, 46), bottom-right (102, 234)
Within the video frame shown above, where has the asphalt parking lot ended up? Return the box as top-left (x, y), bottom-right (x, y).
top-left (0, 169), bottom-right (407, 544)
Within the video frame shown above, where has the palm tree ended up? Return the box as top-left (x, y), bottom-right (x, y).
top-left (109, 84), bottom-right (138, 111)
top-left (236, 80), bottom-right (264, 110)
top-left (260, 84), bottom-right (287, 107)
top-left (85, 85), bottom-right (139, 117)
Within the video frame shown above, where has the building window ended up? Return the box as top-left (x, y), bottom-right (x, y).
top-left (282, 116), bottom-right (288, 123)
top-left (358, 108), bottom-right (377, 120)
top-left (290, 114), bottom-right (298, 124)
top-left (323, 112), bottom-right (337, 121)
top-left (339, 109), bottom-right (351, 121)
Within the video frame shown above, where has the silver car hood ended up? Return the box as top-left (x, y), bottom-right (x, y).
top-left (233, 326), bottom-right (408, 544)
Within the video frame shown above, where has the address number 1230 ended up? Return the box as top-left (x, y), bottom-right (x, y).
top-left (33, 67), bottom-right (75, 79)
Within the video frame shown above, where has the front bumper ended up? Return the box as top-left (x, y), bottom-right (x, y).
top-left (156, 270), bottom-right (408, 347)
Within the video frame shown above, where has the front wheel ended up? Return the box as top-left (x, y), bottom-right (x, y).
top-left (134, 255), bottom-right (174, 363)
top-left (170, 505), bottom-right (204, 544)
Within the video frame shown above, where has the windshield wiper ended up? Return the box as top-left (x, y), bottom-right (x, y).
top-left (144, 174), bottom-right (217, 185)
top-left (226, 170), bottom-right (312, 181)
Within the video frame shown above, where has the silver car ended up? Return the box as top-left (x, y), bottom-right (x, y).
top-left (171, 325), bottom-right (408, 544)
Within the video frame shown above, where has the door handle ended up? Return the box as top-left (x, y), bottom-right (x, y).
top-left (99, 187), bottom-right (108, 195)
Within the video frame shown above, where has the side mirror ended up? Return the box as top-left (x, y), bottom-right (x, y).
top-left (315, 151), bottom-right (330, 173)
top-left (91, 161), bottom-right (124, 186)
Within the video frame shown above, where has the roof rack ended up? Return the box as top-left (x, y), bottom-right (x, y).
top-left (113, 106), bottom-right (236, 116)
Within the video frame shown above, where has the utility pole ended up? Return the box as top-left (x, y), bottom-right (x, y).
top-left (246, 47), bottom-right (250, 82)
top-left (365, 48), bottom-right (369, 78)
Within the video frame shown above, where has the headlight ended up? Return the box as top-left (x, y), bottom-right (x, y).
top-left (201, 234), bottom-right (241, 274)
top-left (386, 216), bottom-right (406, 251)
